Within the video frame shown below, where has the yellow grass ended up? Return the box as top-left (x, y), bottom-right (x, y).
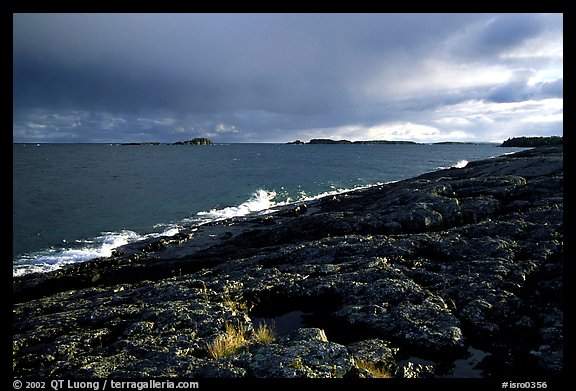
top-left (355, 359), bottom-right (392, 378)
top-left (252, 322), bottom-right (276, 344)
top-left (206, 320), bottom-right (276, 360)
top-left (206, 322), bottom-right (249, 359)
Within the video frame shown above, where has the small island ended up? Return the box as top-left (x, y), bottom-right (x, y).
top-left (173, 138), bottom-right (214, 145)
top-left (121, 138), bottom-right (213, 146)
top-left (500, 136), bottom-right (563, 147)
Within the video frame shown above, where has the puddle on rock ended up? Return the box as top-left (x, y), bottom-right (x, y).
top-left (397, 346), bottom-right (492, 378)
top-left (446, 346), bottom-right (492, 378)
top-left (251, 308), bottom-right (380, 344)
top-left (252, 310), bottom-right (312, 337)
top-left (251, 301), bottom-right (493, 378)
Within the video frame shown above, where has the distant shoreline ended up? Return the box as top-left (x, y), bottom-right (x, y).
top-left (287, 139), bottom-right (499, 146)
top-left (121, 137), bottom-right (213, 146)
top-left (13, 135), bottom-right (562, 147)
top-left (288, 135), bottom-right (562, 147)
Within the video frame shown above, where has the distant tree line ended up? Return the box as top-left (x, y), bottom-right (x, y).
top-left (173, 138), bottom-right (213, 145)
top-left (288, 139), bottom-right (417, 145)
top-left (122, 138), bottom-right (213, 146)
top-left (501, 136), bottom-right (563, 147)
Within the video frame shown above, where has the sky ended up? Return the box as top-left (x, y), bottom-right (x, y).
top-left (13, 13), bottom-right (563, 143)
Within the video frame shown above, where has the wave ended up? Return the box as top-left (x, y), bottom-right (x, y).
top-left (13, 230), bottom-right (139, 277)
top-left (291, 182), bottom-right (388, 204)
top-left (194, 184), bottom-right (393, 222)
top-left (436, 160), bottom-right (469, 170)
top-left (13, 227), bottom-right (180, 277)
top-left (195, 189), bottom-right (279, 221)
top-left (13, 190), bottom-right (282, 276)
top-left (13, 185), bottom-right (387, 277)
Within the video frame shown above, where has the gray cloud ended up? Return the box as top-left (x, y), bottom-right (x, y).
top-left (475, 14), bottom-right (544, 55)
top-left (486, 69), bottom-right (564, 103)
top-left (13, 13), bottom-right (563, 143)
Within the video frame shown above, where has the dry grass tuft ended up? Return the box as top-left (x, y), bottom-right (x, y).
top-left (206, 322), bottom-right (249, 359)
top-left (252, 322), bottom-right (276, 344)
top-left (222, 291), bottom-right (249, 313)
top-left (206, 320), bottom-right (276, 360)
top-left (355, 359), bottom-right (393, 378)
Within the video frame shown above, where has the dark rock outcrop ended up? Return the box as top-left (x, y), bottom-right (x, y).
top-left (13, 146), bottom-right (563, 378)
top-left (501, 136), bottom-right (562, 147)
top-left (309, 138), bottom-right (353, 144)
top-left (173, 138), bottom-right (213, 145)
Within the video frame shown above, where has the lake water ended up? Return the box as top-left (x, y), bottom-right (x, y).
top-left (13, 143), bottom-right (524, 275)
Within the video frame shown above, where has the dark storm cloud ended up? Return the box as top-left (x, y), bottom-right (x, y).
top-left (14, 15), bottom-right (315, 111)
top-left (13, 13), bottom-right (563, 143)
top-left (474, 14), bottom-right (544, 55)
top-left (446, 13), bottom-right (561, 61)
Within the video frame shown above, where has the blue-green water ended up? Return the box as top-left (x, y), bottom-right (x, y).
top-left (13, 143), bottom-right (524, 275)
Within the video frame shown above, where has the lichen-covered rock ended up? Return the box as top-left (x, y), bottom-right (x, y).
top-left (333, 280), bottom-right (464, 351)
top-left (396, 361), bottom-right (436, 378)
top-left (347, 339), bottom-right (398, 374)
top-left (246, 328), bottom-right (354, 378)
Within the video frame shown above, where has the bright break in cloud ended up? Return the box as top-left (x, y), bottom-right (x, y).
top-left (13, 13), bottom-right (563, 144)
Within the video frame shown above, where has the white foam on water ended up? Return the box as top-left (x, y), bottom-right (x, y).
top-left (14, 184), bottom-right (390, 276)
top-left (195, 189), bottom-right (279, 221)
top-left (453, 159), bottom-right (469, 168)
top-left (437, 160), bottom-right (469, 170)
top-left (13, 230), bottom-right (142, 277)
top-left (289, 182), bottom-right (390, 204)
top-left (147, 226), bottom-right (180, 238)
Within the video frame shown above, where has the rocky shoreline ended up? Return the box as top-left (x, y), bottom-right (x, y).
top-left (13, 146), bottom-right (563, 379)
